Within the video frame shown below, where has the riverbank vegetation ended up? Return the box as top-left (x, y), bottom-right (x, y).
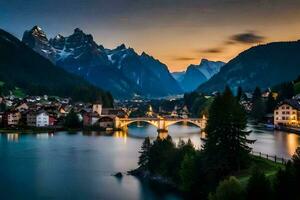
top-left (133, 87), bottom-right (300, 199)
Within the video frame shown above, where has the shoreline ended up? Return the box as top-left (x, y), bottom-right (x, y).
top-left (0, 127), bottom-right (122, 133)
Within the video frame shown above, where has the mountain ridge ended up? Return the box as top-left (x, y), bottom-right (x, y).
top-left (197, 40), bottom-right (300, 93)
top-left (22, 26), bottom-right (182, 99)
top-left (173, 59), bottom-right (225, 92)
top-left (0, 28), bottom-right (113, 106)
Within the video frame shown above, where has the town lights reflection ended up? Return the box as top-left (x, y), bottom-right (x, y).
top-left (113, 131), bottom-right (127, 144)
top-left (287, 133), bottom-right (299, 156)
top-left (7, 133), bottom-right (19, 142)
top-left (36, 133), bottom-right (54, 139)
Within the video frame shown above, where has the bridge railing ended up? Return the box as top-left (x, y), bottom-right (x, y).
top-left (251, 150), bottom-right (289, 164)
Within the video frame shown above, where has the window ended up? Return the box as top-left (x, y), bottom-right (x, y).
top-left (276, 112), bottom-right (279, 115)
top-left (282, 117), bottom-right (286, 120)
top-left (286, 106), bottom-right (290, 109)
top-left (286, 111), bottom-right (290, 115)
top-left (282, 111), bottom-right (285, 114)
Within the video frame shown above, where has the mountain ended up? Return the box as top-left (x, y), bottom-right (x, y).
top-left (22, 26), bottom-right (182, 99)
top-left (0, 29), bottom-right (113, 106)
top-left (173, 59), bottom-right (225, 92)
top-left (172, 71), bottom-right (185, 82)
top-left (197, 40), bottom-right (300, 93)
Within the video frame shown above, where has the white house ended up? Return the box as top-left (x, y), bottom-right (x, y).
top-left (274, 99), bottom-right (300, 127)
top-left (27, 110), bottom-right (49, 127)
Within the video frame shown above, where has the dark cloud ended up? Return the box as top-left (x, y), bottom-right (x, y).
top-left (228, 31), bottom-right (266, 44)
top-left (172, 56), bottom-right (196, 61)
top-left (200, 47), bottom-right (223, 54)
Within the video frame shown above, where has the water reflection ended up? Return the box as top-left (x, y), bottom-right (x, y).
top-left (7, 133), bottom-right (19, 142)
top-left (0, 124), bottom-right (300, 200)
top-left (36, 133), bottom-right (54, 139)
top-left (113, 131), bottom-right (128, 144)
top-left (286, 133), bottom-right (299, 156)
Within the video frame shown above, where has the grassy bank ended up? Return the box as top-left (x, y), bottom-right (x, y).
top-left (235, 155), bottom-right (285, 186)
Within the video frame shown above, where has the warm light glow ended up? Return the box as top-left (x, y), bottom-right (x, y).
top-left (287, 133), bottom-right (299, 156)
top-left (113, 131), bottom-right (128, 144)
top-left (7, 133), bottom-right (19, 142)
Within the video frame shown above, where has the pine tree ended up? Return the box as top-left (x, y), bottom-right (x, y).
top-left (246, 167), bottom-right (271, 200)
top-left (64, 109), bottom-right (81, 128)
top-left (236, 86), bottom-right (243, 101)
top-left (138, 137), bottom-right (151, 170)
top-left (252, 86), bottom-right (262, 103)
top-left (203, 86), bottom-right (254, 174)
top-left (251, 87), bottom-right (266, 121)
top-left (266, 93), bottom-right (277, 114)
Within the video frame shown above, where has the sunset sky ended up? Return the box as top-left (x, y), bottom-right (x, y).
top-left (1, 0), bottom-right (300, 72)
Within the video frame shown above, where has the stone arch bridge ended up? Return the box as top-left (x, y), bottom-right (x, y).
top-left (115, 117), bottom-right (207, 132)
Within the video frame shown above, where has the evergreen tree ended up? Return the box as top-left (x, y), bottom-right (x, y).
top-left (209, 177), bottom-right (244, 200)
top-left (251, 87), bottom-right (266, 121)
top-left (246, 167), bottom-right (271, 200)
top-left (277, 82), bottom-right (295, 101)
top-left (292, 147), bottom-right (300, 179)
top-left (64, 109), bottom-right (81, 128)
top-left (179, 154), bottom-right (197, 192)
top-left (148, 135), bottom-right (175, 174)
top-left (236, 86), bottom-right (243, 101)
top-left (203, 86), bottom-right (254, 174)
top-left (266, 93), bottom-right (277, 114)
top-left (138, 137), bottom-right (151, 170)
top-left (273, 161), bottom-right (297, 200)
top-left (252, 86), bottom-right (262, 103)
top-left (0, 102), bottom-right (6, 112)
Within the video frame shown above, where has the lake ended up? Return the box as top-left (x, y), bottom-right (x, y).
top-left (0, 123), bottom-right (299, 199)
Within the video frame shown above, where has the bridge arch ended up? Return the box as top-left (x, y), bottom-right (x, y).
top-left (165, 119), bottom-right (204, 129)
top-left (118, 119), bottom-right (159, 129)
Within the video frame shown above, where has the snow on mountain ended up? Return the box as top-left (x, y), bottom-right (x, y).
top-left (22, 26), bottom-right (182, 99)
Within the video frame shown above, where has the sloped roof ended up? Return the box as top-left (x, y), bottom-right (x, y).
top-left (277, 99), bottom-right (300, 110)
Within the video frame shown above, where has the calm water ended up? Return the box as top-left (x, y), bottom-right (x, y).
top-left (0, 123), bottom-right (299, 200)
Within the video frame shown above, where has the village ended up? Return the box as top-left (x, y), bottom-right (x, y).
top-left (1, 89), bottom-right (300, 133)
top-left (0, 95), bottom-right (127, 130)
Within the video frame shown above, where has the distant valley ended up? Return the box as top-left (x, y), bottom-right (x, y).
top-left (172, 59), bottom-right (225, 92)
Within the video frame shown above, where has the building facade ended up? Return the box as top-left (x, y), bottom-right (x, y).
top-left (27, 111), bottom-right (49, 127)
top-left (274, 99), bottom-right (300, 127)
top-left (3, 111), bottom-right (21, 126)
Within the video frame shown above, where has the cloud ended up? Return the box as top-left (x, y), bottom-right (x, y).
top-left (228, 31), bottom-right (265, 44)
top-left (172, 56), bottom-right (196, 61)
top-left (200, 47), bottom-right (223, 54)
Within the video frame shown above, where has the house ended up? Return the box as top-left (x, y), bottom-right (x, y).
top-left (48, 114), bottom-right (57, 126)
top-left (83, 112), bottom-right (100, 126)
top-left (14, 102), bottom-right (29, 112)
top-left (58, 104), bottom-right (72, 117)
top-left (101, 108), bottom-right (128, 118)
top-left (27, 110), bottom-right (49, 127)
top-left (3, 110), bottom-right (21, 126)
top-left (274, 99), bottom-right (300, 127)
top-left (98, 116), bottom-right (115, 128)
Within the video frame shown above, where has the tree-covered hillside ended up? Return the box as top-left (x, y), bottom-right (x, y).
top-left (197, 40), bottom-right (300, 93)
